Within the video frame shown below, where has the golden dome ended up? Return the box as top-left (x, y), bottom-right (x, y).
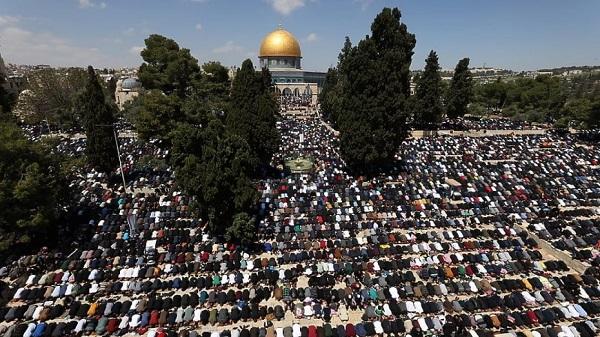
top-left (259, 27), bottom-right (301, 58)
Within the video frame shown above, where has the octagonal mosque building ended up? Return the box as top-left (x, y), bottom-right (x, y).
top-left (258, 26), bottom-right (326, 105)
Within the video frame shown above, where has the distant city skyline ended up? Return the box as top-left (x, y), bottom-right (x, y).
top-left (0, 0), bottom-right (598, 71)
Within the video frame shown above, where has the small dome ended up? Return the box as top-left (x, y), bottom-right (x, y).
top-left (121, 77), bottom-right (141, 90)
top-left (259, 27), bottom-right (301, 58)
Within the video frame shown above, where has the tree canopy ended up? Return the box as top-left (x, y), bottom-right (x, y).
top-left (589, 100), bottom-right (600, 128)
top-left (138, 34), bottom-right (202, 98)
top-left (129, 37), bottom-right (277, 244)
top-left (16, 68), bottom-right (88, 130)
top-left (473, 78), bottom-right (509, 113)
top-left (471, 71), bottom-right (600, 128)
top-left (318, 68), bottom-right (341, 124)
top-left (202, 62), bottom-right (230, 90)
top-left (473, 75), bottom-right (566, 123)
top-left (0, 76), bottom-right (14, 115)
top-left (334, 7), bottom-right (415, 173)
top-left (446, 58), bottom-right (473, 119)
top-left (186, 61), bottom-right (231, 124)
top-left (130, 48), bottom-right (232, 147)
top-left (227, 59), bottom-right (280, 167)
top-left (127, 90), bottom-right (182, 146)
top-left (170, 118), bottom-right (259, 244)
top-left (79, 66), bottom-right (118, 173)
top-left (0, 120), bottom-right (68, 255)
top-left (413, 50), bottom-right (444, 128)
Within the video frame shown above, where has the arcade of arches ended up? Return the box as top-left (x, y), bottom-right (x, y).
top-left (275, 83), bottom-right (319, 108)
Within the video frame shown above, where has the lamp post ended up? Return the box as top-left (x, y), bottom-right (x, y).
top-left (96, 124), bottom-right (135, 236)
top-left (95, 124), bottom-right (127, 194)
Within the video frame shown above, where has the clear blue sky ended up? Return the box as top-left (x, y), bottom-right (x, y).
top-left (0, 0), bottom-right (598, 71)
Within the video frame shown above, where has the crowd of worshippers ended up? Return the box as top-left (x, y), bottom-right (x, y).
top-left (279, 95), bottom-right (313, 110)
top-left (530, 218), bottom-right (600, 264)
top-left (0, 115), bottom-right (599, 337)
top-left (575, 130), bottom-right (600, 143)
top-left (437, 118), bottom-right (542, 132)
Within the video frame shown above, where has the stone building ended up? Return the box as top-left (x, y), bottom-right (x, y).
top-left (115, 77), bottom-right (142, 110)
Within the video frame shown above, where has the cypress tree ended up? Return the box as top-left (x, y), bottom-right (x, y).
top-left (447, 58), bottom-right (473, 119)
top-left (337, 7), bottom-right (415, 173)
top-left (319, 37), bottom-right (350, 126)
top-left (256, 74), bottom-right (280, 166)
top-left (318, 68), bottom-right (339, 124)
top-left (338, 37), bottom-right (352, 68)
top-left (228, 60), bottom-right (259, 143)
top-left (79, 66), bottom-right (118, 173)
top-left (414, 50), bottom-right (444, 128)
top-left (227, 59), bottom-right (279, 168)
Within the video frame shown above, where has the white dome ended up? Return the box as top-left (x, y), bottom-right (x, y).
top-left (121, 77), bottom-right (141, 90)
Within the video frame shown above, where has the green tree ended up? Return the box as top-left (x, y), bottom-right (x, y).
top-left (561, 98), bottom-right (591, 128)
top-left (128, 61), bottom-right (230, 144)
top-left (127, 90), bottom-right (183, 146)
top-left (107, 76), bottom-right (117, 101)
top-left (568, 72), bottom-right (600, 100)
top-left (16, 68), bottom-right (87, 129)
top-left (505, 75), bottom-right (565, 121)
top-left (338, 37), bottom-right (352, 72)
top-left (0, 121), bottom-right (68, 254)
top-left (202, 62), bottom-right (230, 88)
top-left (138, 34), bottom-right (201, 98)
top-left (414, 50), bottom-right (444, 128)
top-left (0, 75), bottom-right (13, 114)
top-left (227, 59), bottom-right (280, 167)
top-left (256, 67), bottom-right (280, 160)
top-left (474, 78), bottom-right (509, 112)
top-left (370, 8), bottom-right (415, 98)
top-left (446, 58), bottom-right (473, 119)
top-left (226, 213), bottom-right (257, 246)
top-left (587, 98), bottom-right (600, 128)
top-left (192, 61), bottom-right (231, 101)
top-left (318, 68), bottom-right (340, 124)
top-left (171, 118), bottom-right (259, 241)
top-left (78, 66), bottom-right (118, 173)
top-left (186, 61), bottom-right (231, 123)
top-left (336, 7), bottom-right (415, 173)
top-left (471, 69), bottom-right (600, 127)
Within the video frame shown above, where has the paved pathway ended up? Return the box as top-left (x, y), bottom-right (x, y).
top-left (317, 118), bottom-right (547, 139)
top-left (514, 221), bottom-right (588, 274)
top-left (413, 129), bottom-right (546, 138)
